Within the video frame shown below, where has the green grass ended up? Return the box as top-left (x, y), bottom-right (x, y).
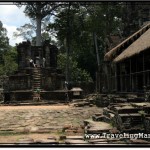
top-left (0, 131), bottom-right (30, 136)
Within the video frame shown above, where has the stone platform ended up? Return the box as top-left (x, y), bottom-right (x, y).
top-left (5, 90), bottom-right (72, 104)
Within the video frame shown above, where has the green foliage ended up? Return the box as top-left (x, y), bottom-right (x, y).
top-left (13, 23), bottom-right (35, 41)
top-left (0, 21), bottom-right (9, 50)
top-left (58, 53), bottom-right (93, 82)
top-left (16, 2), bottom-right (61, 46)
top-left (14, 2), bottom-right (143, 82)
top-left (47, 2), bottom-right (124, 80)
top-left (0, 21), bottom-right (17, 76)
top-left (0, 47), bottom-right (18, 76)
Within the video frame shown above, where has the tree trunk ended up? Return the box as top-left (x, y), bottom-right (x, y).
top-left (36, 15), bottom-right (42, 46)
top-left (66, 2), bottom-right (71, 83)
top-left (93, 32), bottom-right (100, 92)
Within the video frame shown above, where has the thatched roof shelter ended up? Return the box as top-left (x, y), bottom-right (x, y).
top-left (114, 28), bottom-right (150, 62)
top-left (104, 23), bottom-right (150, 62)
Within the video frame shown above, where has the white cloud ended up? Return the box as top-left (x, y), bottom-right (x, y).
top-left (3, 24), bottom-right (23, 46)
top-left (0, 4), bottom-right (30, 46)
top-left (0, 5), bottom-right (30, 26)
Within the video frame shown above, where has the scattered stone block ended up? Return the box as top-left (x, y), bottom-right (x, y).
top-left (129, 139), bottom-right (150, 144)
top-left (66, 135), bottom-right (84, 140)
top-left (47, 136), bottom-right (57, 140)
top-left (65, 139), bottom-right (88, 144)
top-left (144, 117), bottom-right (150, 133)
top-left (88, 139), bottom-right (108, 144)
top-left (34, 139), bottom-right (59, 144)
top-left (16, 137), bottom-right (34, 144)
top-left (59, 135), bottom-right (66, 140)
top-left (30, 126), bottom-right (39, 133)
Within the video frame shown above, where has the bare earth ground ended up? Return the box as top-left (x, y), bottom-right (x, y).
top-left (0, 104), bottom-right (103, 144)
top-left (0, 105), bottom-right (69, 110)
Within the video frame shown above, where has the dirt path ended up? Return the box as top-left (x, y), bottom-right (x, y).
top-left (0, 105), bottom-right (69, 110)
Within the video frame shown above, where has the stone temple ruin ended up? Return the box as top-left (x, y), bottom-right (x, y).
top-left (3, 40), bottom-right (67, 104)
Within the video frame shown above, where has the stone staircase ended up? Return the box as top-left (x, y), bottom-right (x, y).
top-left (32, 68), bottom-right (42, 101)
top-left (33, 67), bottom-right (41, 90)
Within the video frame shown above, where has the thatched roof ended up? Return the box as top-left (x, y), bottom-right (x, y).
top-left (113, 28), bottom-right (150, 62)
top-left (104, 23), bottom-right (150, 62)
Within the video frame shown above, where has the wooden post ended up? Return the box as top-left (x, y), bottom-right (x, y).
top-left (135, 55), bottom-right (137, 92)
top-left (95, 72), bottom-right (98, 93)
top-left (143, 53), bottom-right (145, 87)
top-left (130, 59), bottom-right (132, 92)
top-left (115, 63), bottom-right (118, 92)
top-left (120, 63), bottom-right (122, 92)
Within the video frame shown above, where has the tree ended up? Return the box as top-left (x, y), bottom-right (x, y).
top-left (48, 2), bottom-right (124, 80)
top-left (0, 20), bottom-right (18, 76)
top-left (0, 20), bottom-right (9, 64)
top-left (58, 53), bottom-right (93, 83)
top-left (13, 23), bottom-right (35, 41)
top-left (2, 47), bottom-right (18, 76)
top-left (0, 21), bottom-right (9, 50)
top-left (16, 2), bottom-right (61, 46)
top-left (13, 17), bottom-right (56, 46)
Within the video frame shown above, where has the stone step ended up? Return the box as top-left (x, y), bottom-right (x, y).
top-left (33, 86), bottom-right (41, 88)
top-left (33, 80), bottom-right (41, 82)
top-left (114, 113), bottom-right (143, 130)
top-left (34, 139), bottom-right (59, 144)
top-left (127, 97), bottom-right (145, 103)
top-left (33, 83), bottom-right (41, 85)
top-left (65, 139), bottom-right (88, 144)
top-left (33, 72), bottom-right (41, 74)
top-left (33, 82), bottom-right (41, 85)
top-left (84, 120), bottom-right (113, 134)
top-left (87, 139), bottom-right (109, 144)
top-left (92, 114), bottom-right (110, 123)
top-left (33, 78), bottom-right (41, 81)
top-left (16, 137), bottom-right (34, 144)
top-left (103, 107), bottom-right (115, 118)
top-left (33, 82), bottom-right (41, 84)
top-left (85, 126), bottom-right (112, 134)
top-left (65, 136), bottom-right (84, 140)
top-left (129, 139), bottom-right (150, 144)
top-left (71, 101), bottom-right (90, 107)
top-left (113, 98), bottom-right (127, 103)
top-left (8, 101), bottom-right (64, 106)
top-left (111, 104), bottom-right (144, 114)
top-left (33, 79), bottom-right (41, 81)
top-left (72, 99), bottom-right (87, 103)
top-left (33, 75), bottom-right (41, 77)
top-left (144, 116), bottom-right (150, 133)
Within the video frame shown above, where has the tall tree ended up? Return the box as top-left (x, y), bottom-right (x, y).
top-left (16, 2), bottom-right (61, 46)
top-left (0, 21), bottom-right (9, 50)
top-left (0, 20), bottom-right (9, 64)
top-left (48, 2), bottom-right (124, 80)
top-left (0, 20), bottom-right (17, 76)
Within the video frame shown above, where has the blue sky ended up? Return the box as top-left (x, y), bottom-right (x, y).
top-left (0, 3), bottom-right (30, 46)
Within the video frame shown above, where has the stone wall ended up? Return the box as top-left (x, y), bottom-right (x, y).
top-left (9, 75), bottom-right (32, 90)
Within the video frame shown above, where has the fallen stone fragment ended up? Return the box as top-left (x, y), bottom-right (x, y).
top-left (34, 139), bottom-right (59, 144)
top-left (65, 139), bottom-right (88, 144)
top-left (16, 137), bottom-right (34, 144)
top-left (88, 139), bottom-right (108, 144)
top-left (47, 136), bottom-right (57, 140)
top-left (65, 135), bottom-right (84, 140)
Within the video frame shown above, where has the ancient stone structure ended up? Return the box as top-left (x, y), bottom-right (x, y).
top-left (5, 40), bottom-right (65, 103)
